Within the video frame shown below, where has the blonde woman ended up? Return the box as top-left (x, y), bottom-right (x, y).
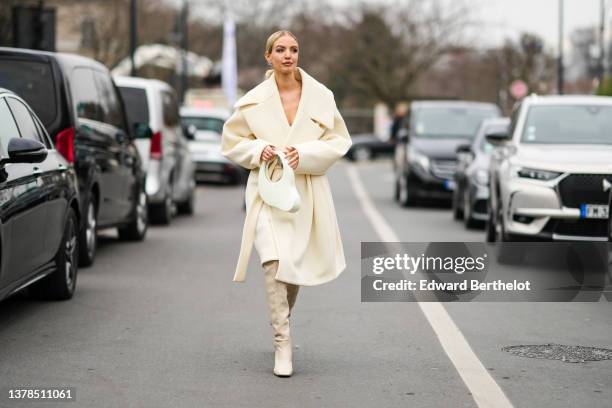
top-left (221, 30), bottom-right (352, 377)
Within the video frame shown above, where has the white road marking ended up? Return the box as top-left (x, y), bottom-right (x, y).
top-left (346, 165), bottom-right (513, 408)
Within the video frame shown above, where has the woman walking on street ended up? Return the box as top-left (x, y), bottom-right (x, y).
top-left (221, 30), bottom-right (352, 377)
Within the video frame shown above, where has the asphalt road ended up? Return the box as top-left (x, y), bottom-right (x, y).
top-left (0, 158), bottom-right (609, 408)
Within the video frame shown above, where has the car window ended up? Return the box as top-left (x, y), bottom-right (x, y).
top-left (118, 86), bottom-right (150, 132)
top-left (6, 98), bottom-right (45, 145)
top-left (180, 116), bottom-right (225, 134)
top-left (412, 106), bottom-right (500, 139)
top-left (162, 91), bottom-right (179, 127)
top-left (94, 71), bottom-right (126, 130)
top-left (0, 98), bottom-right (20, 153)
top-left (72, 68), bottom-right (102, 121)
top-left (0, 58), bottom-right (57, 127)
top-left (31, 112), bottom-right (52, 148)
top-left (521, 105), bottom-right (612, 145)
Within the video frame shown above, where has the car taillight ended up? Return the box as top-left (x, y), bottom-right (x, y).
top-left (150, 131), bottom-right (162, 160)
top-left (55, 127), bottom-right (75, 163)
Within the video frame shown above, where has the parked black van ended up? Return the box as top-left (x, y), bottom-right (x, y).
top-left (0, 48), bottom-right (149, 267)
top-left (0, 89), bottom-right (80, 300)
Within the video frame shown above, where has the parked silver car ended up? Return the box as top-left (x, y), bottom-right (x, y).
top-left (453, 117), bottom-right (510, 228)
top-left (487, 95), bottom-right (612, 258)
top-left (180, 106), bottom-right (247, 184)
top-left (115, 77), bottom-right (196, 223)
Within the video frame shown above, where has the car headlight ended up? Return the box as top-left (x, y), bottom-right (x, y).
top-left (408, 147), bottom-right (430, 171)
top-left (516, 167), bottom-right (562, 181)
top-left (475, 169), bottom-right (489, 186)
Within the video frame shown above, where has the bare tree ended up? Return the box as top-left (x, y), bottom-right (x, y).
top-left (325, 1), bottom-right (472, 108)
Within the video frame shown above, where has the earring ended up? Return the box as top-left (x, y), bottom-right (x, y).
top-left (267, 61), bottom-right (272, 66)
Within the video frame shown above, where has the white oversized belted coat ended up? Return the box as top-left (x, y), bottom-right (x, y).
top-left (221, 68), bottom-right (352, 286)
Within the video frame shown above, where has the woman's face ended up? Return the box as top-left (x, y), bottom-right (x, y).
top-left (266, 35), bottom-right (299, 75)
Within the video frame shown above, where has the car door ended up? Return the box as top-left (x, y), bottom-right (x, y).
top-left (0, 97), bottom-right (49, 286)
top-left (16, 98), bottom-right (71, 265)
top-left (72, 67), bottom-right (123, 226)
top-left (94, 70), bottom-right (136, 221)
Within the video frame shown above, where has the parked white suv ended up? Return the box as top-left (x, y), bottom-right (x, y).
top-left (115, 77), bottom-right (196, 223)
top-left (487, 95), bottom-right (612, 251)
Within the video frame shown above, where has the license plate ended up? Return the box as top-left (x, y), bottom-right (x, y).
top-left (444, 180), bottom-right (456, 191)
top-left (580, 204), bottom-right (609, 219)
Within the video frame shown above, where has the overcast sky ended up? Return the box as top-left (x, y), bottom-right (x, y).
top-left (473, 0), bottom-right (603, 51)
top-left (175, 0), bottom-right (606, 52)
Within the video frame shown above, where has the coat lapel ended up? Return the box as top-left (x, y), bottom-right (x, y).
top-left (288, 69), bottom-right (335, 145)
top-left (234, 76), bottom-right (286, 146)
top-left (233, 67), bottom-right (336, 147)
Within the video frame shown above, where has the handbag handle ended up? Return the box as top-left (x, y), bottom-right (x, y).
top-left (258, 149), bottom-right (301, 212)
top-left (261, 151), bottom-right (289, 183)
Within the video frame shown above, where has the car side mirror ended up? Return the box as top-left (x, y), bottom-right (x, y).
top-left (0, 137), bottom-right (47, 165)
top-left (183, 124), bottom-right (197, 140)
top-left (397, 128), bottom-right (409, 143)
top-left (456, 143), bottom-right (474, 161)
top-left (133, 122), bottom-right (153, 139)
top-left (456, 144), bottom-right (472, 154)
top-left (485, 131), bottom-right (510, 145)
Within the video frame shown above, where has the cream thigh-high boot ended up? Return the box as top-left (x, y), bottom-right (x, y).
top-left (263, 260), bottom-right (298, 377)
top-left (287, 282), bottom-right (299, 318)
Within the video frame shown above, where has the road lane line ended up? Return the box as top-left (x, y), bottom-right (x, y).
top-left (346, 165), bottom-right (513, 408)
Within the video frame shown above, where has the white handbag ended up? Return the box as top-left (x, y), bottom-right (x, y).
top-left (258, 151), bottom-right (301, 213)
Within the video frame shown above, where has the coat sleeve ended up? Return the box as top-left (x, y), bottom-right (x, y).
top-left (294, 107), bottom-right (352, 176)
top-left (221, 108), bottom-right (270, 170)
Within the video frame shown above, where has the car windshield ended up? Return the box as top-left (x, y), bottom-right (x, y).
top-left (413, 106), bottom-right (499, 139)
top-left (118, 86), bottom-right (150, 133)
top-left (0, 59), bottom-right (57, 127)
top-left (181, 116), bottom-right (224, 134)
top-left (521, 105), bottom-right (612, 144)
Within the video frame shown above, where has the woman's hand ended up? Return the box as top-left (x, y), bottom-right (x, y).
top-left (260, 145), bottom-right (277, 161)
top-left (283, 146), bottom-right (299, 170)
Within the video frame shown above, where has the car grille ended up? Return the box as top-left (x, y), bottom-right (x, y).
top-left (430, 160), bottom-right (457, 179)
top-left (545, 219), bottom-right (608, 238)
top-left (557, 174), bottom-right (612, 207)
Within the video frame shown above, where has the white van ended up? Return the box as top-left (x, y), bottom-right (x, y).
top-left (115, 76), bottom-right (196, 224)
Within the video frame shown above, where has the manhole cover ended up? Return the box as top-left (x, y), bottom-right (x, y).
top-left (502, 344), bottom-right (612, 363)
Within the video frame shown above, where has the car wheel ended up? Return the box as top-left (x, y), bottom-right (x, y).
top-left (177, 190), bottom-right (195, 215)
top-left (118, 187), bottom-right (149, 241)
top-left (30, 208), bottom-right (79, 300)
top-left (463, 189), bottom-right (480, 229)
top-left (398, 173), bottom-right (416, 207)
top-left (78, 197), bottom-right (97, 267)
top-left (393, 172), bottom-right (401, 202)
top-left (150, 185), bottom-right (173, 225)
top-left (494, 203), bottom-right (523, 264)
top-left (353, 146), bottom-right (372, 162)
top-left (452, 187), bottom-right (463, 220)
top-left (229, 172), bottom-right (242, 185)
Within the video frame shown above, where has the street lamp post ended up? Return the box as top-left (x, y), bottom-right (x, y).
top-left (557, 0), bottom-right (564, 94)
top-left (599, 0), bottom-right (606, 86)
